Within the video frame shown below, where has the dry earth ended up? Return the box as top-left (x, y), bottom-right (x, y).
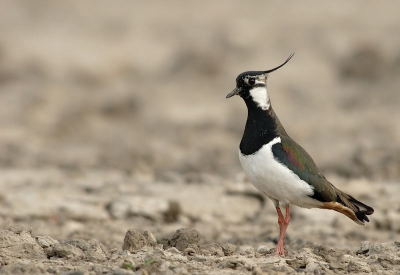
top-left (1, 1), bottom-right (400, 274)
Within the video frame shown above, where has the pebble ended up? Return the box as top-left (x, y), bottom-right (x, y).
top-left (356, 241), bottom-right (371, 255)
top-left (256, 246), bottom-right (269, 257)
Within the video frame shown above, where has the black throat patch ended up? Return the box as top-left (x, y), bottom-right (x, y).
top-left (239, 98), bottom-right (279, 155)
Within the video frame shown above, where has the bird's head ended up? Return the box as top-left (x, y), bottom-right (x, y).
top-left (226, 53), bottom-right (294, 110)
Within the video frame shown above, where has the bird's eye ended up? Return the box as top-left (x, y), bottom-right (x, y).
top-left (248, 78), bottom-right (255, 85)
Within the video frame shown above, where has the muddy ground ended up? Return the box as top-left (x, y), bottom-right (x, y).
top-left (1, 1), bottom-right (400, 274)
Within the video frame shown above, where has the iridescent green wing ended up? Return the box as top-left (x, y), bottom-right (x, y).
top-left (271, 135), bottom-right (337, 202)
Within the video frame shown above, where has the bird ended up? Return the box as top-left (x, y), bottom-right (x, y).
top-left (226, 53), bottom-right (374, 256)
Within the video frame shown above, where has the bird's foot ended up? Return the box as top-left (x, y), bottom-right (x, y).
top-left (275, 244), bottom-right (286, 256)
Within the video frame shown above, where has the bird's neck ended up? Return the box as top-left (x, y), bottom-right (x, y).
top-left (240, 98), bottom-right (286, 155)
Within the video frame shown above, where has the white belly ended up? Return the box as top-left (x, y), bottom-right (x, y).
top-left (238, 137), bottom-right (320, 208)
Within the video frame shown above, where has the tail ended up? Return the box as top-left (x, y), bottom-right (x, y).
top-left (320, 188), bottom-right (374, 226)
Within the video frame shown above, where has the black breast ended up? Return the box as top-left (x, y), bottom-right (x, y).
top-left (239, 99), bottom-right (279, 155)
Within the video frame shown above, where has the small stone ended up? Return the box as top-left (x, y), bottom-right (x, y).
top-left (183, 247), bottom-right (196, 256)
top-left (110, 251), bottom-right (120, 261)
top-left (53, 243), bottom-right (84, 260)
top-left (221, 243), bottom-right (236, 256)
top-left (36, 236), bottom-right (59, 248)
top-left (256, 245), bottom-right (269, 257)
top-left (36, 236), bottom-right (59, 257)
top-left (143, 231), bottom-right (157, 247)
top-left (245, 247), bottom-right (255, 257)
top-left (160, 228), bottom-right (201, 251)
top-left (122, 229), bottom-right (157, 253)
top-left (85, 239), bottom-right (107, 262)
top-left (237, 245), bottom-right (255, 257)
top-left (199, 243), bottom-right (224, 256)
top-left (286, 257), bottom-right (307, 269)
top-left (356, 241), bottom-right (371, 255)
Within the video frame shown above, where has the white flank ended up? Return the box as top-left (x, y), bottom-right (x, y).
top-left (239, 137), bottom-right (321, 208)
top-left (249, 86), bottom-right (270, 110)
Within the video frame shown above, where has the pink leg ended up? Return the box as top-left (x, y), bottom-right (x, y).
top-left (275, 205), bottom-right (290, 256)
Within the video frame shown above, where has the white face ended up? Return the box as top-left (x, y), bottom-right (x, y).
top-left (243, 74), bottom-right (270, 110)
top-left (249, 86), bottom-right (270, 110)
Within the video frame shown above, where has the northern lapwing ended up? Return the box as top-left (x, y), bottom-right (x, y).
top-left (226, 53), bottom-right (374, 256)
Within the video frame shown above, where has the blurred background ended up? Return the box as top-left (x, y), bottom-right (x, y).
top-left (0, 1), bottom-right (399, 249)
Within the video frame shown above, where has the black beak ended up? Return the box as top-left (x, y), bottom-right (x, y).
top-left (226, 87), bottom-right (241, 98)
